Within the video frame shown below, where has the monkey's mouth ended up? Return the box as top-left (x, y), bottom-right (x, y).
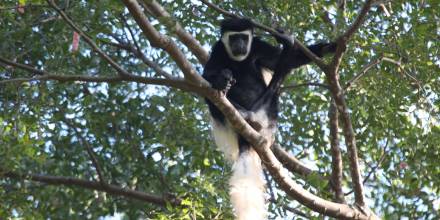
top-left (231, 47), bottom-right (248, 56)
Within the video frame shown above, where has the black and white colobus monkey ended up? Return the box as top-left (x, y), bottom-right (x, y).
top-left (203, 18), bottom-right (335, 220)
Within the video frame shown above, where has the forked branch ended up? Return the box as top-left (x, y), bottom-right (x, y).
top-left (122, 0), bottom-right (206, 85)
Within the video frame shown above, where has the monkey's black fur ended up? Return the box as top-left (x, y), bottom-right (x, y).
top-left (204, 18), bottom-right (335, 153)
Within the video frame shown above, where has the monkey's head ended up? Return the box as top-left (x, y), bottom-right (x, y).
top-left (220, 18), bottom-right (253, 62)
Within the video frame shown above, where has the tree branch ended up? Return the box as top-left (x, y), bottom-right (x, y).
top-left (346, 139), bottom-right (389, 196)
top-left (0, 4), bottom-right (49, 11)
top-left (0, 57), bottom-right (46, 75)
top-left (328, 99), bottom-right (345, 203)
top-left (281, 82), bottom-right (330, 91)
top-left (0, 58), bottom-right (196, 93)
top-left (64, 120), bottom-right (107, 185)
top-left (105, 33), bottom-right (173, 79)
top-left (325, 0), bottom-right (376, 209)
top-left (271, 144), bottom-right (319, 178)
top-left (47, 0), bottom-right (131, 77)
top-left (2, 171), bottom-right (181, 206)
top-left (340, 0), bottom-right (375, 43)
top-left (141, 0), bottom-right (209, 64)
top-left (122, 0), bottom-right (206, 85)
top-left (330, 0), bottom-right (375, 72)
top-left (345, 56), bottom-right (383, 90)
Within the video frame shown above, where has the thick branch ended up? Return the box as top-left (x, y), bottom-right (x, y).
top-left (47, 0), bottom-right (131, 77)
top-left (122, 0), bottom-right (206, 85)
top-left (3, 171), bottom-right (180, 206)
top-left (199, 0), bottom-right (328, 70)
top-left (329, 99), bottom-right (345, 203)
top-left (326, 74), bottom-right (366, 207)
top-left (325, 0), bottom-right (375, 208)
top-left (141, 0), bottom-right (209, 64)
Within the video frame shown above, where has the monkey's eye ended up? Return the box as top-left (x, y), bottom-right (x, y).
top-left (230, 34), bottom-right (249, 43)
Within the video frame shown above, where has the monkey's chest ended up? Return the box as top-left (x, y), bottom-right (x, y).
top-left (227, 71), bottom-right (269, 110)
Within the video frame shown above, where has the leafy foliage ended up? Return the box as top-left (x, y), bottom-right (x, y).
top-left (0, 0), bottom-right (439, 219)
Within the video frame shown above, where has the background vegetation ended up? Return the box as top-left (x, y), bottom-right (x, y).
top-left (0, 0), bottom-right (439, 219)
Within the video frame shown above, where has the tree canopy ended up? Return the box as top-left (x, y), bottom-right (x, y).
top-left (1, 0), bottom-right (439, 219)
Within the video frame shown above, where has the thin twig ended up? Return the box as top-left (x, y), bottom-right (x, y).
top-left (263, 170), bottom-right (276, 202)
top-left (340, 0), bottom-right (375, 42)
top-left (345, 56), bottom-right (384, 90)
top-left (47, 0), bottom-right (131, 77)
top-left (106, 32), bottom-right (173, 79)
top-left (64, 120), bottom-right (106, 185)
top-left (345, 139), bottom-right (389, 196)
top-left (0, 4), bottom-right (49, 11)
top-left (281, 82), bottom-right (330, 91)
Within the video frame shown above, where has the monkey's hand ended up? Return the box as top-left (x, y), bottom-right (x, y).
top-left (273, 29), bottom-right (295, 48)
top-left (212, 69), bottom-right (236, 93)
top-left (310, 42), bottom-right (337, 57)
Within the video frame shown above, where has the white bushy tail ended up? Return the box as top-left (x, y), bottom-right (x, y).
top-left (210, 118), bottom-right (268, 219)
top-left (229, 149), bottom-right (267, 220)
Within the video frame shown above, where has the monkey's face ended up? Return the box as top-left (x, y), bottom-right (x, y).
top-left (221, 29), bottom-right (253, 62)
